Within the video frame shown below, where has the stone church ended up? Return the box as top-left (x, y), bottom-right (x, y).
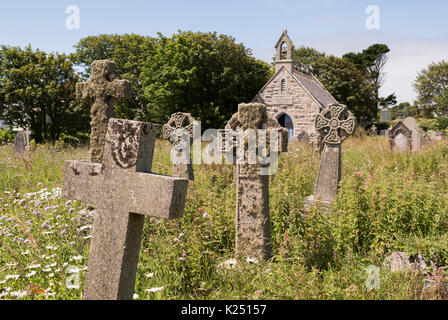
top-left (253, 30), bottom-right (338, 143)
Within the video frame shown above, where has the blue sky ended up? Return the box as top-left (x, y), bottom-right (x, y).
top-left (1, 0), bottom-right (447, 103)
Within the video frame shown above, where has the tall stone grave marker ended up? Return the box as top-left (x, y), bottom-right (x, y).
top-left (62, 118), bottom-right (189, 300)
top-left (304, 103), bottom-right (356, 207)
top-left (14, 129), bottom-right (31, 154)
top-left (163, 112), bottom-right (195, 181)
top-left (76, 60), bottom-right (131, 163)
top-left (220, 103), bottom-right (287, 261)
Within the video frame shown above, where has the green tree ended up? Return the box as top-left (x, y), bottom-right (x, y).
top-left (293, 47), bottom-right (376, 125)
top-left (140, 31), bottom-right (272, 128)
top-left (0, 45), bottom-right (84, 142)
top-left (343, 44), bottom-right (391, 104)
top-left (413, 61), bottom-right (448, 118)
top-left (71, 34), bottom-right (158, 120)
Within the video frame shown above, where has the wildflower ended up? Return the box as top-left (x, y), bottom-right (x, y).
top-left (380, 195), bottom-right (388, 199)
top-left (70, 255), bottom-right (83, 261)
top-left (245, 257), bottom-right (259, 264)
top-left (41, 222), bottom-right (49, 229)
top-left (202, 212), bottom-right (208, 218)
top-left (56, 215), bottom-right (62, 219)
top-left (133, 293), bottom-right (139, 299)
top-left (65, 200), bottom-right (72, 207)
top-left (69, 208), bottom-right (75, 214)
top-left (60, 229), bottom-right (67, 236)
top-left (218, 259), bottom-right (237, 269)
top-left (145, 273), bottom-right (154, 278)
top-left (10, 290), bottom-right (28, 298)
top-left (179, 257), bottom-right (185, 261)
top-left (173, 237), bottom-right (180, 242)
top-left (354, 171), bottom-right (362, 177)
top-left (179, 232), bottom-right (185, 238)
top-left (146, 286), bottom-right (164, 293)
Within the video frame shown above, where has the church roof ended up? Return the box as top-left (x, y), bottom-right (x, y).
top-left (291, 70), bottom-right (338, 108)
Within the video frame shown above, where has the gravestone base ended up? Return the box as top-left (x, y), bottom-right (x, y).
top-left (303, 195), bottom-right (332, 212)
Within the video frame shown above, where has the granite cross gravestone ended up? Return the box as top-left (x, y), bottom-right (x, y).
top-left (14, 130), bottom-right (31, 154)
top-left (163, 112), bottom-right (195, 181)
top-left (62, 118), bottom-right (189, 300)
top-left (304, 103), bottom-right (356, 207)
top-left (76, 60), bottom-right (132, 163)
top-left (220, 103), bottom-right (287, 261)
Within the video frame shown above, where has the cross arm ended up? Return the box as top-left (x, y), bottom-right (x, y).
top-left (123, 172), bottom-right (189, 219)
top-left (62, 160), bottom-right (103, 206)
top-left (106, 79), bottom-right (132, 99)
top-left (76, 82), bottom-right (90, 100)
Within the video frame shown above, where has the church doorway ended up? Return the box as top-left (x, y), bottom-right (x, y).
top-left (277, 113), bottom-right (294, 141)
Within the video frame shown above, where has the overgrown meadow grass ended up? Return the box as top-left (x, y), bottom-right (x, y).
top-left (0, 136), bottom-right (447, 300)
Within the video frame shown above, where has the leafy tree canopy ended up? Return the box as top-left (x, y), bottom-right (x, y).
top-left (140, 31), bottom-right (272, 129)
top-left (413, 60), bottom-right (448, 118)
top-left (0, 45), bottom-right (85, 142)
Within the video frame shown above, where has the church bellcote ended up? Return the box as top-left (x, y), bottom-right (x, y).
top-left (275, 30), bottom-right (295, 73)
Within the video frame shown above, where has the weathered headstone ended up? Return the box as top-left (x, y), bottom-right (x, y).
top-left (76, 60), bottom-right (132, 163)
top-left (220, 103), bottom-right (287, 261)
top-left (304, 103), bottom-right (356, 207)
top-left (163, 112), bottom-right (195, 181)
top-left (369, 125), bottom-right (378, 136)
top-left (429, 130), bottom-right (447, 141)
top-left (380, 108), bottom-right (391, 122)
top-left (62, 118), bottom-right (189, 300)
top-left (14, 130), bottom-right (31, 154)
top-left (297, 131), bottom-right (310, 143)
top-left (389, 117), bottom-right (432, 153)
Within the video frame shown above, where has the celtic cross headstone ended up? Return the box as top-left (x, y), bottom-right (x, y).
top-left (163, 112), bottom-right (195, 180)
top-left (76, 60), bottom-right (132, 163)
top-left (304, 103), bottom-right (356, 207)
top-left (220, 103), bottom-right (287, 261)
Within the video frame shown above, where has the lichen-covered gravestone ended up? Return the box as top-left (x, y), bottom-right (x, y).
top-left (163, 112), bottom-right (195, 180)
top-left (220, 103), bottom-right (287, 261)
top-left (76, 60), bottom-right (132, 163)
top-left (304, 103), bottom-right (356, 207)
top-left (14, 130), bottom-right (31, 154)
top-left (62, 118), bottom-right (189, 300)
top-left (389, 117), bottom-right (432, 153)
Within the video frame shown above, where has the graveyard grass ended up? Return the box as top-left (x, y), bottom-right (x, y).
top-left (1, 136), bottom-right (448, 300)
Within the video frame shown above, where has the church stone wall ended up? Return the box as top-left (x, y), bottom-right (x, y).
top-left (253, 68), bottom-right (321, 142)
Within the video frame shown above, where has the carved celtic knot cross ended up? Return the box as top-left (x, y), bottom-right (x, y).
top-left (315, 104), bottom-right (356, 145)
top-left (163, 112), bottom-right (195, 180)
top-left (305, 103), bottom-right (356, 207)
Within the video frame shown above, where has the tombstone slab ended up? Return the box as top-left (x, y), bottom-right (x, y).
top-left (389, 117), bottom-right (432, 153)
top-left (76, 60), bottom-right (132, 163)
top-left (62, 118), bottom-right (188, 300)
top-left (163, 113), bottom-right (195, 180)
top-left (14, 130), bottom-right (31, 154)
top-left (220, 103), bottom-right (287, 261)
top-left (304, 103), bottom-right (356, 208)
